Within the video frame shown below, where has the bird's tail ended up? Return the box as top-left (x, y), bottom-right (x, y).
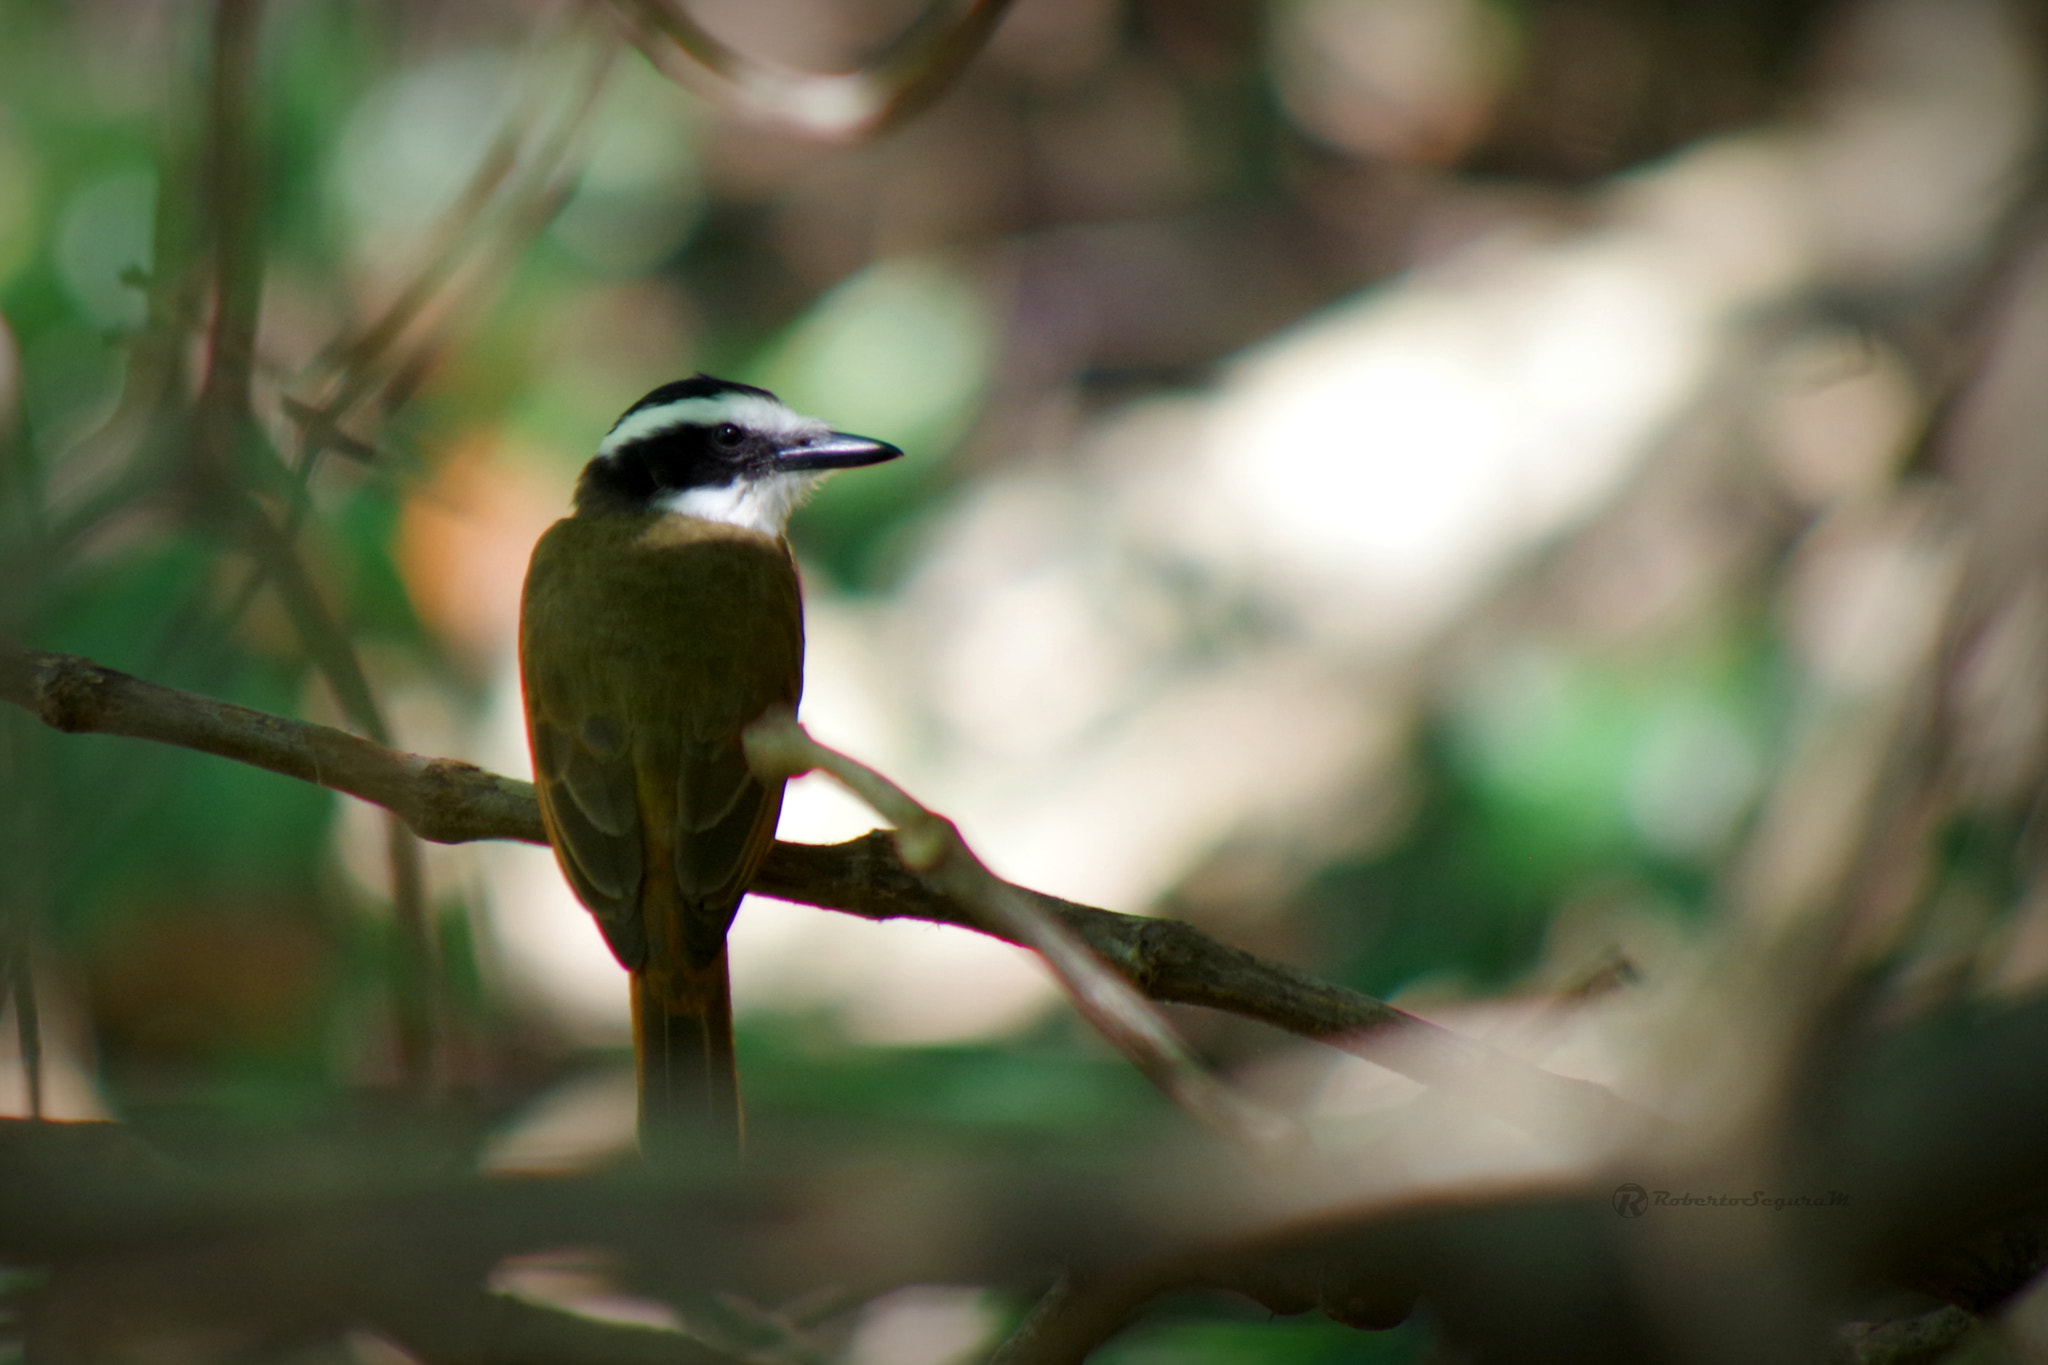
top-left (632, 951), bottom-right (741, 1158)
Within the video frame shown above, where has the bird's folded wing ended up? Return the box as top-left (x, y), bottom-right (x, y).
top-left (530, 709), bottom-right (647, 969)
top-left (670, 737), bottom-right (779, 966)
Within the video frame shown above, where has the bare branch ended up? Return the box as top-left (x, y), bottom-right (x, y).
top-left (291, 18), bottom-right (615, 468)
top-left (0, 642), bottom-right (1623, 1133)
top-left (0, 644), bottom-right (543, 846)
top-left (745, 708), bottom-right (1296, 1150)
top-left (753, 835), bottom-right (1626, 1136)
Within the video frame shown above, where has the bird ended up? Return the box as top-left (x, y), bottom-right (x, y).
top-left (517, 375), bottom-right (901, 1155)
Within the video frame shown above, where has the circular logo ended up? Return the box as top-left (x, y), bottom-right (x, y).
top-left (1612, 1183), bottom-right (1649, 1218)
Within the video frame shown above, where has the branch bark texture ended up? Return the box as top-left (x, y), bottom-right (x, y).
top-left (0, 644), bottom-right (543, 845)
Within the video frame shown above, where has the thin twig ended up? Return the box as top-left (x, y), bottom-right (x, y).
top-left (194, 0), bottom-right (264, 433)
top-left (181, 0), bottom-right (441, 1090)
top-left (755, 835), bottom-right (1626, 1136)
top-left (285, 18), bottom-right (615, 487)
top-left (744, 708), bottom-right (1295, 1151)
top-left (228, 486), bottom-right (442, 1087)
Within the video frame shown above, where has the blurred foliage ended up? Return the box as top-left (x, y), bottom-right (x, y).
top-left (3, 0), bottom-right (2046, 1361)
top-left (1316, 635), bottom-right (1783, 995)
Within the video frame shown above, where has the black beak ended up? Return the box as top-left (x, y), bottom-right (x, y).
top-left (773, 431), bottom-right (903, 473)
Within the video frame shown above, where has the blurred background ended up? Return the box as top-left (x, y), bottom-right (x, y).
top-left (5, 0), bottom-right (2048, 1360)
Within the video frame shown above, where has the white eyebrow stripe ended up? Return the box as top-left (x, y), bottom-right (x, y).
top-left (597, 392), bottom-right (823, 458)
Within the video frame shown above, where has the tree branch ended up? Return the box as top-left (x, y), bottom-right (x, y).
top-left (745, 708), bottom-right (1296, 1150)
top-left (0, 644), bottom-right (543, 844)
top-left (0, 642), bottom-right (1622, 1133)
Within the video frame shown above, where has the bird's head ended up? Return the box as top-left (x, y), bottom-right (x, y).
top-left (573, 375), bottom-right (902, 534)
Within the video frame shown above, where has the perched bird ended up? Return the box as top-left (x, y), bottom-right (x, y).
top-left (518, 375), bottom-right (901, 1154)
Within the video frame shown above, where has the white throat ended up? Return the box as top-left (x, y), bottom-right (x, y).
top-left (656, 471), bottom-right (817, 536)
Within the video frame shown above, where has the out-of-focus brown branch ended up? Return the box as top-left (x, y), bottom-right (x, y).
top-left (0, 642), bottom-right (1619, 1132)
top-left (196, 8), bottom-right (613, 1092)
top-left (377, 1287), bottom-right (745, 1365)
top-left (616, 0), bottom-right (1017, 138)
top-left (194, 0), bottom-right (264, 432)
top-left (11, 981), bottom-right (2048, 1363)
top-left (1, 1113), bottom-right (1404, 1361)
top-left (182, 0), bottom-right (441, 1088)
top-left (226, 494), bottom-right (442, 1080)
top-left (1, 1122), bottom-right (749, 1365)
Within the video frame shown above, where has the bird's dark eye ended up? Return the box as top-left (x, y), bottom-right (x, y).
top-left (712, 423), bottom-right (745, 450)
